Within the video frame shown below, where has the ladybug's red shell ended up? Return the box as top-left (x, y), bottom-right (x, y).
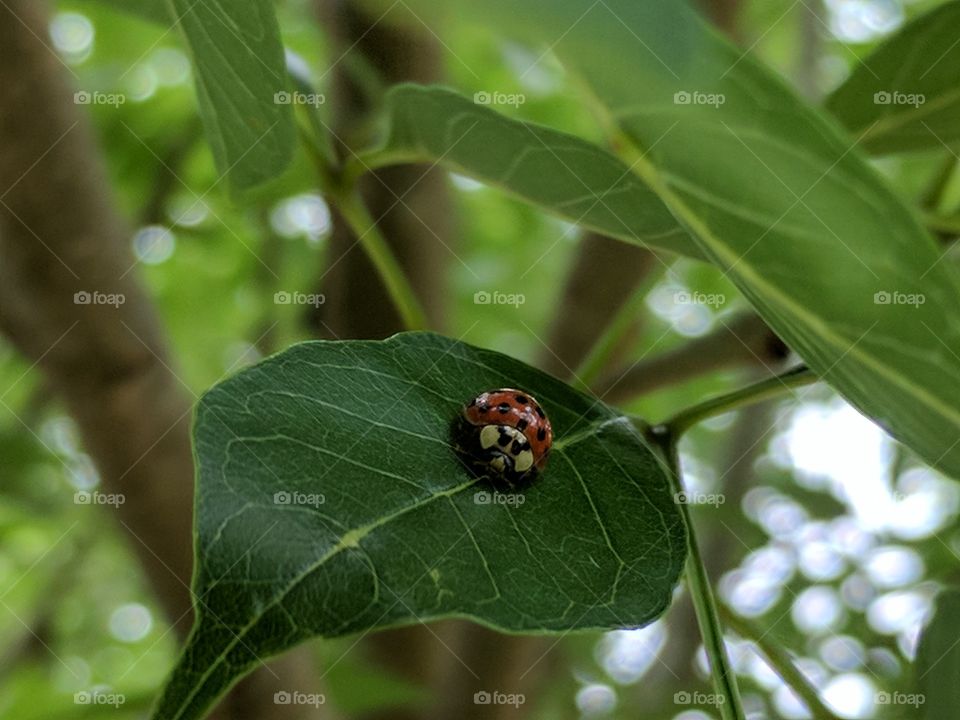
top-left (458, 388), bottom-right (553, 483)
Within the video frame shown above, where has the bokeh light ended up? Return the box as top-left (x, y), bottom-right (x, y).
top-left (575, 683), bottom-right (617, 716)
top-left (49, 12), bottom-right (94, 64)
top-left (133, 225), bottom-right (176, 265)
top-left (270, 194), bottom-right (332, 245)
top-left (108, 603), bottom-right (153, 643)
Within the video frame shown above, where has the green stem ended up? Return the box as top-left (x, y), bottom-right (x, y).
top-left (572, 266), bottom-right (663, 390)
top-left (298, 122), bottom-right (337, 197)
top-left (288, 69), bottom-right (338, 175)
top-left (333, 191), bottom-right (430, 331)
top-left (664, 365), bottom-right (816, 437)
top-left (921, 152), bottom-right (958, 210)
top-left (648, 428), bottom-right (746, 720)
top-left (341, 150), bottom-right (417, 194)
top-left (294, 99), bottom-right (428, 333)
top-left (925, 213), bottom-right (960, 238)
top-left (722, 610), bottom-right (840, 720)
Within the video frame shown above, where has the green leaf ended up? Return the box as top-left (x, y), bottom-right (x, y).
top-left (166, 0), bottom-right (295, 191)
top-left (152, 332), bottom-right (685, 720)
top-left (403, 0), bottom-right (960, 477)
top-left (826, 1), bottom-right (960, 154)
top-left (915, 589), bottom-right (960, 718)
top-left (360, 84), bottom-right (702, 259)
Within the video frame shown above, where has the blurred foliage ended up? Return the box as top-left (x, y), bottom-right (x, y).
top-left (2, 0), bottom-right (959, 718)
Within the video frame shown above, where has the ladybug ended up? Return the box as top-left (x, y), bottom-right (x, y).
top-left (455, 388), bottom-right (553, 484)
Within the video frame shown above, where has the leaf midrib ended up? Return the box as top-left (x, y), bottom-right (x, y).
top-left (614, 130), bottom-right (960, 436)
top-left (855, 84), bottom-right (960, 141)
top-left (357, 148), bottom-right (686, 244)
top-left (173, 476), bottom-right (480, 719)
top-left (176, 413), bottom-right (632, 719)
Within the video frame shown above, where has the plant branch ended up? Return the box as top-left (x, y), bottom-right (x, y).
top-left (662, 365), bottom-right (815, 437)
top-left (921, 152), bottom-right (958, 211)
top-left (695, 0), bottom-right (742, 39)
top-left (302, 119), bottom-right (439, 336)
top-left (0, 3), bottom-right (321, 717)
top-left (722, 610), bottom-right (841, 720)
top-left (647, 428), bottom-right (746, 720)
top-left (292, 69), bottom-right (431, 335)
top-left (595, 312), bottom-right (790, 403)
top-left (332, 189), bottom-right (430, 331)
top-left (537, 233), bottom-right (659, 380)
top-left (925, 213), bottom-right (960, 239)
top-left (571, 257), bottom-right (661, 389)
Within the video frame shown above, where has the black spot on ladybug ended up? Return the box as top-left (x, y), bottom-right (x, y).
top-left (498, 430), bottom-right (512, 447)
top-left (535, 406), bottom-right (545, 419)
top-left (515, 418), bottom-right (528, 431)
top-left (498, 403), bottom-right (511, 413)
top-left (478, 404), bottom-right (488, 413)
top-left (511, 439), bottom-right (525, 454)
top-left (515, 394), bottom-right (528, 404)
top-left (537, 427), bottom-right (547, 441)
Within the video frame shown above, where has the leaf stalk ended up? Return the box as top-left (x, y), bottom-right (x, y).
top-left (663, 365), bottom-right (815, 437)
top-left (646, 426), bottom-right (747, 720)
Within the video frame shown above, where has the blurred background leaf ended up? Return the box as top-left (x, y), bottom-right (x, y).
top-left (166, 0), bottom-right (296, 192)
top-left (826, 0), bottom-right (960, 154)
top-left (396, 0), bottom-right (960, 479)
top-left (2, 1), bottom-right (959, 719)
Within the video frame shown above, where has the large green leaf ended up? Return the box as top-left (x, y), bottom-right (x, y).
top-left (826, 1), bottom-right (960, 154)
top-left (399, 0), bottom-right (960, 477)
top-left (359, 84), bottom-right (700, 258)
top-left (166, 0), bottom-right (295, 191)
top-left (152, 333), bottom-right (685, 720)
top-left (915, 589), bottom-right (960, 718)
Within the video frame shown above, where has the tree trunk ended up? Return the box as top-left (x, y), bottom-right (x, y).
top-left (309, 0), bottom-right (452, 339)
top-left (0, 2), bottom-right (320, 717)
top-left (537, 233), bottom-right (657, 378)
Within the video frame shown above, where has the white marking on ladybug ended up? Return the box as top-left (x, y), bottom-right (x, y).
top-left (478, 425), bottom-right (534, 473)
top-left (513, 448), bottom-right (534, 473)
top-left (479, 424), bottom-right (503, 450)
